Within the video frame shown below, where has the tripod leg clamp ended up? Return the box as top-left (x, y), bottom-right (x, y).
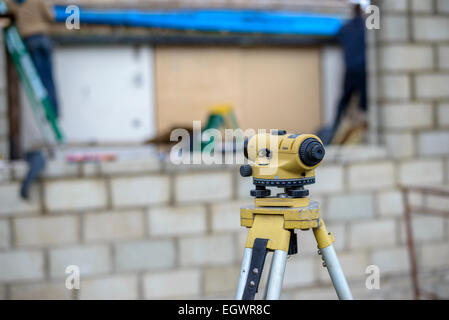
top-left (313, 218), bottom-right (335, 249)
top-left (242, 238), bottom-right (269, 300)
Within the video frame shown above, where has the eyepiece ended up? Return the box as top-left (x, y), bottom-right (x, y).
top-left (299, 138), bottom-right (325, 167)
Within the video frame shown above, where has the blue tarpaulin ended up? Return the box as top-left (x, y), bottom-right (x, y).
top-left (54, 6), bottom-right (344, 36)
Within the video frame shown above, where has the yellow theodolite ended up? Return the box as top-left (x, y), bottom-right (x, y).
top-left (235, 130), bottom-right (353, 300)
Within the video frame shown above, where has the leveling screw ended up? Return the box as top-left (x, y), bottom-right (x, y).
top-left (249, 281), bottom-right (256, 287)
top-left (252, 268), bottom-right (259, 274)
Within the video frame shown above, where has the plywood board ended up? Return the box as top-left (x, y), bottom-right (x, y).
top-left (155, 46), bottom-right (322, 135)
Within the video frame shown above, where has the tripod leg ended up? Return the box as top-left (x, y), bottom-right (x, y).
top-left (313, 218), bottom-right (353, 300)
top-left (235, 248), bottom-right (252, 300)
top-left (265, 250), bottom-right (288, 300)
top-left (321, 244), bottom-right (353, 300)
top-left (262, 253), bottom-right (274, 299)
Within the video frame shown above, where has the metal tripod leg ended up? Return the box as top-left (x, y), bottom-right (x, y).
top-left (321, 244), bottom-right (353, 300)
top-left (262, 253), bottom-right (274, 299)
top-left (235, 248), bottom-right (252, 300)
top-left (265, 250), bottom-right (288, 300)
top-left (313, 218), bottom-right (353, 300)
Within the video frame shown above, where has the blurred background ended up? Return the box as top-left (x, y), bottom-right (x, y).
top-left (0, 0), bottom-right (448, 300)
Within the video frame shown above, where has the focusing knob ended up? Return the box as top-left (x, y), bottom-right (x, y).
top-left (299, 138), bottom-right (325, 167)
top-left (240, 165), bottom-right (252, 177)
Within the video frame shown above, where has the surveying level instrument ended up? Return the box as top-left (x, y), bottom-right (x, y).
top-left (235, 130), bottom-right (353, 300)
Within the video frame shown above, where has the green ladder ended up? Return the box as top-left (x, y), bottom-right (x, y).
top-left (4, 24), bottom-right (64, 144)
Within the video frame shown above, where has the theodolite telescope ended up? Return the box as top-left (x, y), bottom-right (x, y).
top-left (235, 130), bottom-right (352, 300)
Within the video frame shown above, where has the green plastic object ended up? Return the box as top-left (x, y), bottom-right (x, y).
top-left (201, 105), bottom-right (241, 151)
top-left (4, 25), bottom-right (64, 143)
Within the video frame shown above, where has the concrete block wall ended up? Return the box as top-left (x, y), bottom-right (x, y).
top-left (378, 0), bottom-right (449, 159)
top-left (0, 0), bottom-right (449, 300)
top-left (0, 147), bottom-right (448, 300)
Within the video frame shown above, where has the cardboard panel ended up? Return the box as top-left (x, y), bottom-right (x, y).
top-left (155, 46), bottom-right (322, 135)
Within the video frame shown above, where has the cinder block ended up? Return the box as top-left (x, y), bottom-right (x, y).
top-left (84, 210), bottom-right (144, 241)
top-left (326, 193), bottom-right (375, 221)
top-left (0, 164), bottom-right (10, 183)
top-left (0, 183), bottom-right (40, 216)
top-left (427, 193), bottom-right (449, 211)
top-left (179, 234), bottom-right (235, 267)
top-left (383, 133), bottom-right (415, 159)
top-left (413, 17), bottom-right (449, 42)
top-left (317, 251), bottom-right (369, 281)
top-left (0, 219), bottom-right (9, 249)
top-left (399, 216), bottom-right (445, 243)
top-left (174, 171), bottom-right (232, 203)
top-left (399, 159), bottom-right (444, 185)
top-left (381, 0), bottom-right (408, 12)
top-left (418, 131), bottom-right (449, 156)
top-left (11, 160), bottom-right (27, 179)
top-left (143, 269), bottom-right (201, 299)
top-left (349, 219), bottom-right (396, 249)
top-left (100, 158), bottom-right (161, 175)
top-left (14, 216), bottom-right (80, 247)
top-left (380, 45), bottom-right (433, 71)
top-left (420, 242), bottom-right (449, 269)
top-left (203, 265), bottom-right (240, 294)
top-left (348, 162), bottom-right (395, 191)
top-left (437, 103), bottom-right (449, 127)
top-left (380, 74), bottom-right (410, 100)
top-left (371, 247), bottom-right (410, 274)
top-left (411, 0), bottom-right (433, 12)
top-left (0, 250), bottom-right (44, 282)
top-left (380, 103), bottom-right (433, 130)
top-left (308, 166), bottom-right (344, 194)
top-left (42, 160), bottom-right (79, 178)
top-left (237, 174), bottom-right (253, 199)
top-left (377, 190), bottom-right (404, 217)
top-left (416, 74), bottom-right (449, 99)
top-left (49, 245), bottom-right (111, 279)
top-left (79, 274), bottom-right (139, 300)
top-left (147, 205), bottom-right (207, 236)
top-left (211, 201), bottom-right (247, 232)
top-left (283, 255), bottom-right (316, 288)
top-left (379, 15), bottom-right (408, 42)
top-left (110, 175), bottom-right (170, 208)
top-left (115, 240), bottom-right (175, 271)
top-left (438, 46), bottom-right (449, 70)
top-left (437, 0), bottom-right (449, 13)
top-left (10, 282), bottom-right (72, 300)
top-left (45, 179), bottom-right (107, 212)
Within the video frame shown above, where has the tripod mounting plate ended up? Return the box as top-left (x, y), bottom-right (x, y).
top-left (254, 196), bottom-right (309, 207)
top-left (241, 202), bottom-right (320, 252)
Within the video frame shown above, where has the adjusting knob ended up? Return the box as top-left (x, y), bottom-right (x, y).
top-left (240, 165), bottom-right (253, 177)
top-left (250, 188), bottom-right (271, 198)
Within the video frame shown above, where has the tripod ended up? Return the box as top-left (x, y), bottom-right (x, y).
top-left (235, 191), bottom-right (353, 300)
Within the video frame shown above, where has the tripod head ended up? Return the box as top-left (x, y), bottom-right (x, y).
top-left (240, 130), bottom-right (325, 198)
